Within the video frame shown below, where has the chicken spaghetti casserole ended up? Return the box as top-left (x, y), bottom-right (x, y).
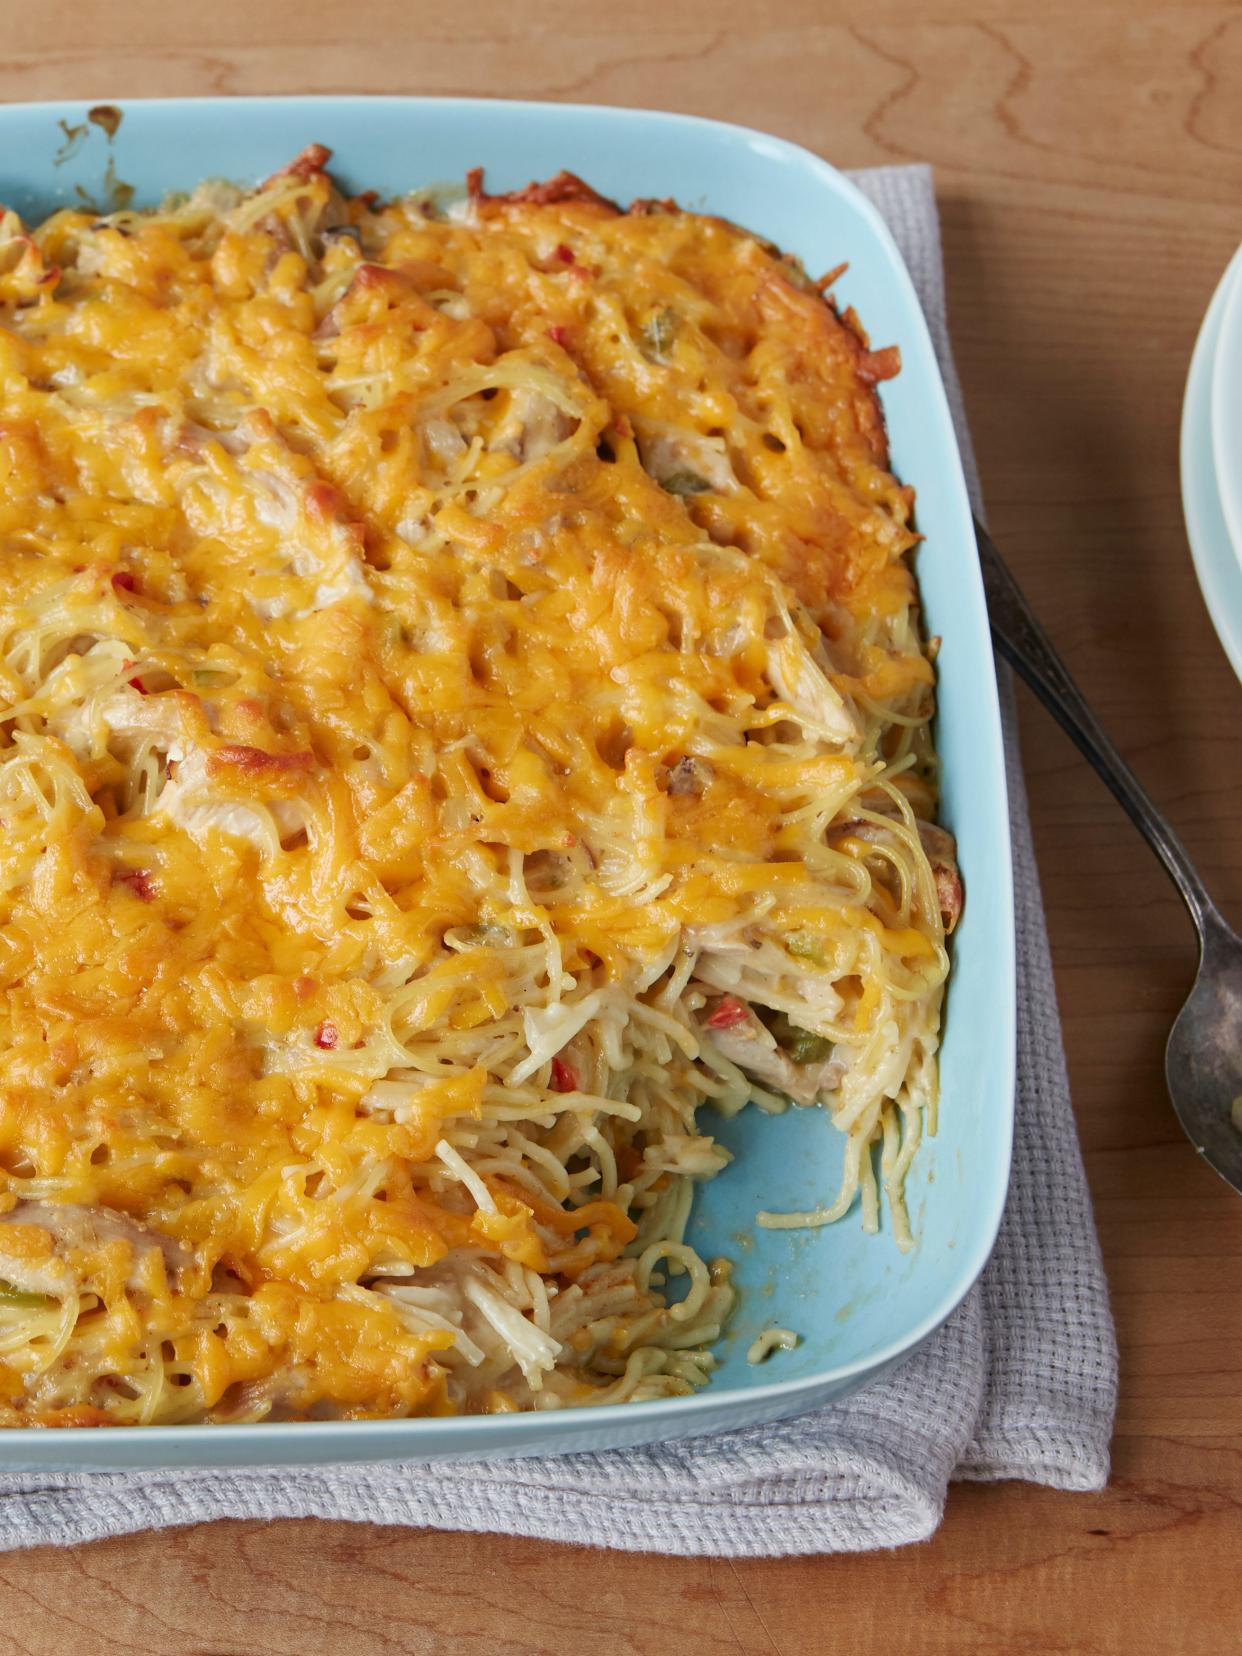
top-left (0, 149), bottom-right (959, 1424)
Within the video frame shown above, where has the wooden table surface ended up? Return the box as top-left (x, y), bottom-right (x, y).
top-left (1, 3), bottom-right (1240, 1651)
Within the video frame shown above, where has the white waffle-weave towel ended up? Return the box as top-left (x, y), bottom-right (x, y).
top-left (0, 163), bottom-right (1117, 1555)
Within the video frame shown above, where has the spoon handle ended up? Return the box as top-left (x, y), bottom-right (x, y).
top-left (973, 516), bottom-right (1228, 944)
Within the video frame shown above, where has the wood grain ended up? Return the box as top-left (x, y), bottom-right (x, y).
top-left (1, 2), bottom-right (1240, 1650)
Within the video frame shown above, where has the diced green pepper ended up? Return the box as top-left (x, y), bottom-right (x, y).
top-left (785, 1028), bottom-right (833, 1064)
top-left (764, 1010), bottom-right (834, 1066)
top-left (0, 1283), bottom-right (49, 1308)
top-left (457, 921), bottom-right (512, 947)
top-left (661, 470), bottom-right (711, 498)
top-left (786, 929), bottom-right (826, 965)
top-left (640, 307), bottom-right (680, 362)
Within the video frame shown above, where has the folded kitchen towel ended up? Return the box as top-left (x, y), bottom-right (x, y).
top-left (0, 163), bottom-right (1118, 1556)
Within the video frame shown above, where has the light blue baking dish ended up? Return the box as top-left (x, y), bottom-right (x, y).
top-left (0, 97), bottom-right (1014, 1469)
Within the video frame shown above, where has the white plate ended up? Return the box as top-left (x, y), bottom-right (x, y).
top-left (1182, 252), bottom-right (1242, 680)
top-left (1211, 247), bottom-right (1242, 561)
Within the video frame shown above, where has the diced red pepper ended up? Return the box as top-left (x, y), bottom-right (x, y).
top-left (706, 995), bottom-right (750, 1030)
top-left (550, 1057), bottom-right (577, 1092)
top-left (111, 571), bottom-right (137, 593)
top-left (546, 324), bottom-right (569, 346)
top-left (120, 658), bottom-right (148, 694)
top-left (116, 870), bottom-right (155, 901)
top-left (313, 1020), bottom-right (339, 1050)
top-left (553, 243), bottom-right (575, 264)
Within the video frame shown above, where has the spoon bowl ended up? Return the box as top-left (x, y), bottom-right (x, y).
top-left (1166, 915), bottom-right (1242, 1195)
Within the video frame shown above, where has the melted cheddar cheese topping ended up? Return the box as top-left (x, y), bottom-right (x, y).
top-left (0, 154), bottom-right (951, 1425)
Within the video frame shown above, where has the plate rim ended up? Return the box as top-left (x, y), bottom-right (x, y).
top-left (1182, 251), bottom-right (1242, 682)
top-left (1209, 248), bottom-right (1242, 563)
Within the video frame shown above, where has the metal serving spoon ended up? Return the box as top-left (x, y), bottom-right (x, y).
top-left (975, 517), bottom-right (1242, 1195)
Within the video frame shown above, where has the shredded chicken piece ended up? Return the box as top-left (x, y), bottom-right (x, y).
top-left (187, 415), bottom-right (373, 621)
top-left (764, 635), bottom-right (858, 747)
top-left (49, 681), bottom-right (194, 767)
top-left (699, 998), bottom-right (844, 1107)
top-left (489, 386), bottom-right (575, 462)
top-left (158, 749), bottom-right (308, 853)
top-left (638, 429), bottom-right (736, 494)
top-left (665, 756), bottom-right (713, 797)
top-left (421, 416), bottom-right (469, 467)
top-left (918, 821), bottom-right (964, 933)
top-left (0, 1201), bottom-right (188, 1294)
top-left (837, 815), bottom-right (964, 934)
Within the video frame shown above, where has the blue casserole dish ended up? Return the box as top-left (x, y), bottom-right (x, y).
top-left (0, 96), bottom-right (1013, 1469)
